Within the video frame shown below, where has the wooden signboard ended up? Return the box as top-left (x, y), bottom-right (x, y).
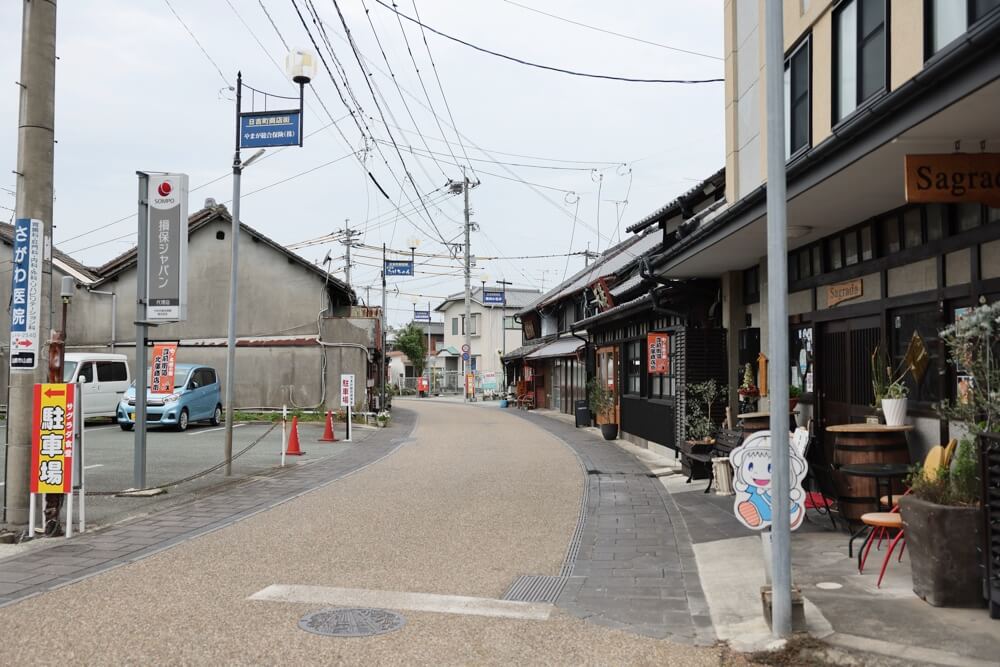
top-left (827, 279), bottom-right (863, 307)
top-left (904, 153), bottom-right (1000, 207)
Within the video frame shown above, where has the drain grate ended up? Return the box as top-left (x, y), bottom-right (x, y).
top-left (503, 575), bottom-right (568, 603)
top-left (298, 607), bottom-right (405, 637)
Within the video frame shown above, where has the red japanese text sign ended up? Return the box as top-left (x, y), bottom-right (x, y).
top-left (647, 333), bottom-right (670, 375)
top-left (30, 383), bottom-right (76, 494)
top-left (150, 343), bottom-right (178, 394)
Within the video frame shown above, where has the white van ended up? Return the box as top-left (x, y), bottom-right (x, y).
top-left (63, 353), bottom-right (131, 418)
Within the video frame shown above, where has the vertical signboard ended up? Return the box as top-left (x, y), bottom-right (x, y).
top-left (30, 383), bottom-right (76, 494)
top-left (647, 333), bottom-right (670, 375)
top-left (340, 374), bottom-right (356, 408)
top-left (146, 174), bottom-right (189, 322)
top-left (150, 343), bottom-right (178, 394)
top-left (9, 218), bottom-right (43, 369)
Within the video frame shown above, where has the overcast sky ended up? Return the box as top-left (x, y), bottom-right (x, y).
top-left (0, 0), bottom-right (723, 326)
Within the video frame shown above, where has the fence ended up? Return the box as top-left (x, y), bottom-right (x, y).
top-left (395, 370), bottom-right (507, 397)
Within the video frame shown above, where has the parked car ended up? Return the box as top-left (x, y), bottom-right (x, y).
top-left (63, 353), bottom-right (131, 419)
top-left (117, 363), bottom-right (222, 432)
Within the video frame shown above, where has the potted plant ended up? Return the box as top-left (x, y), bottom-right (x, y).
top-left (881, 381), bottom-right (909, 426)
top-left (686, 379), bottom-right (725, 445)
top-left (587, 378), bottom-right (618, 440)
top-left (738, 363), bottom-right (760, 413)
top-left (899, 300), bottom-right (999, 610)
top-left (871, 345), bottom-right (909, 425)
top-left (789, 385), bottom-right (802, 411)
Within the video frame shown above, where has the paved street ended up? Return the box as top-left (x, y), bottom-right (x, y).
top-left (1, 419), bottom-right (372, 529)
top-left (0, 402), bottom-right (737, 665)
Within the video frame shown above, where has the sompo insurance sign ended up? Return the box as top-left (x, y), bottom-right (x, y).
top-left (30, 383), bottom-right (76, 494)
top-left (146, 174), bottom-right (189, 322)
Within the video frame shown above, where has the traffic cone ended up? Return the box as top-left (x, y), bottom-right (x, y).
top-left (319, 410), bottom-right (337, 442)
top-left (285, 416), bottom-right (305, 456)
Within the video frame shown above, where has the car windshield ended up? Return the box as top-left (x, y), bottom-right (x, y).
top-left (62, 361), bottom-right (78, 382)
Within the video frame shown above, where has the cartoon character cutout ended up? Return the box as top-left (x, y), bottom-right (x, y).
top-left (730, 430), bottom-right (808, 531)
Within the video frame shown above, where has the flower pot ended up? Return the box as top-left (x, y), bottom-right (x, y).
top-left (789, 398), bottom-right (799, 411)
top-left (899, 495), bottom-right (986, 608)
top-left (600, 423), bottom-right (619, 441)
top-left (881, 397), bottom-right (908, 426)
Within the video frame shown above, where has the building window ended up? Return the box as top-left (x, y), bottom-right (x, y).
top-left (624, 340), bottom-right (642, 395)
top-left (785, 38), bottom-right (811, 158)
top-left (860, 224), bottom-right (874, 260)
top-left (882, 213), bottom-right (901, 254)
top-left (743, 265), bottom-right (760, 304)
top-left (903, 208), bottom-right (923, 248)
top-left (835, 0), bottom-right (887, 122)
top-left (648, 334), bottom-right (677, 400)
top-left (927, 0), bottom-right (1000, 56)
top-left (504, 315), bottom-right (518, 330)
top-left (451, 318), bottom-right (458, 335)
top-left (827, 236), bottom-right (844, 270)
top-left (469, 313), bottom-right (480, 336)
top-left (957, 202), bottom-right (982, 232)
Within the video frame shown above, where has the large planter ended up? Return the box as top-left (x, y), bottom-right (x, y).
top-left (600, 423), bottom-right (619, 441)
top-left (881, 397), bottom-right (908, 426)
top-left (899, 495), bottom-right (985, 608)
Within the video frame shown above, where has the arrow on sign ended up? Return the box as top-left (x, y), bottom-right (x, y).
top-left (14, 339), bottom-right (32, 348)
top-left (44, 387), bottom-right (65, 398)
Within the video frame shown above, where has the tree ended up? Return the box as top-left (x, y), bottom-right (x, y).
top-left (394, 323), bottom-right (428, 377)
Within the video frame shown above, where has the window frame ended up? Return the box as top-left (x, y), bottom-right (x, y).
top-left (924, 0), bottom-right (1000, 60)
top-left (832, 0), bottom-right (889, 125)
top-left (784, 35), bottom-right (813, 160)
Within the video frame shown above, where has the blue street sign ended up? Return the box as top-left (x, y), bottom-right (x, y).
top-left (384, 260), bottom-right (414, 276)
top-left (239, 110), bottom-right (301, 148)
top-left (482, 289), bottom-right (505, 305)
top-left (414, 310), bottom-right (431, 322)
top-left (9, 218), bottom-right (42, 369)
top-left (462, 352), bottom-right (470, 361)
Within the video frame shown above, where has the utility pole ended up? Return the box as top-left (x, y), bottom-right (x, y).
top-left (381, 242), bottom-right (387, 411)
top-left (339, 222), bottom-right (360, 288)
top-left (4, 0), bottom-right (57, 529)
top-left (764, 0), bottom-right (792, 639)
top-left (497, 279), bottom-right (512, 390)
top-left (583, 243), bottom-right (599, 267)
top-left (463, 167), bottom-right (472, 402)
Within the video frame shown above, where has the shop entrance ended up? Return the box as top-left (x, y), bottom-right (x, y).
top-left (596, 345), bottom-right (620, 425)
top-left (817, 315), bottom-right (880, 448)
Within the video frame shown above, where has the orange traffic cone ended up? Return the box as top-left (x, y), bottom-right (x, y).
top-left (285, 416), bottom-right (305, 456)
top-left (319, 410), bottom-right (337, 442)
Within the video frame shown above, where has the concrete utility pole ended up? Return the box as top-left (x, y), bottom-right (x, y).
top-left (4, 0), bottom-right (57, 528)
top-left (463, 167), bottom-right (472, 402)
top-left (381, 242), bottom-right (387, 411)
top-left (497, 279), bottom-right (512, 390)
top-left (339, 222), bottom-right (360, 288)
top-left (764, 0), bottom-right (793, 639)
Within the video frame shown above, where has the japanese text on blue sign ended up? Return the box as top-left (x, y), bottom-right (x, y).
top-left (482, 289), bottom-right (505, 305)
top-left (10, 218), bottom-right (43, 369)
top-left (239, 110), bottom-right (301, 148)
top-left (413, 310), bottom-right (431, 322)
top-left (384, 260), bottom-right (414, 276)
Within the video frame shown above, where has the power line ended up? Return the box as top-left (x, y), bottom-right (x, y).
top-left (162, 0), bottom-right (232, 87)
top-left (373, 0), bottom-right (724, 85)
top-left (498, 0), bottom-right (723, 61)
top-left (374, 139), bottom-right (618, 172)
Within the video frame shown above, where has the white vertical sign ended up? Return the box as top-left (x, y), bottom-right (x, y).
top-left (340, 374), bottom-right (356, 408)
top-left (9, 218), bottom-right (43, 369)
top-left (146, 174), bottom-right (189, 322)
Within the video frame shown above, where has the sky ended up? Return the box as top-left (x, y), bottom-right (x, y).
top-left (0, 0), bottom-right (724, 326)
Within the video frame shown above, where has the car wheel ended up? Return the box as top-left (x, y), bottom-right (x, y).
top-left (120, 423), bottom-right (134, 432)
top-left (176, 408), bottom-right (189, 432)
top-left (210, 404), bottom-right (222, 426)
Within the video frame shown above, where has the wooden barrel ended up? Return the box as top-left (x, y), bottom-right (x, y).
top-left (833, 430), bottom-right (911, 522)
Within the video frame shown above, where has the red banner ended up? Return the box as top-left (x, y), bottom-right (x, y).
top-left (30, 383), bottom-right (75, 494)
top-left (150, 343), bottom-right (178, 394)
top-left (647, 333), bottom-right (670, 375)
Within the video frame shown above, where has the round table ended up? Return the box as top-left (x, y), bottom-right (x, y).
top-left (826, 424), bottom-right (913, 522)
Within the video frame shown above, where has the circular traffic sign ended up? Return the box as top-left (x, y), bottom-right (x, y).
top-left (461, 344), bottom-right (471, 353)
top-left (462, 352), bottom-right (470, 361)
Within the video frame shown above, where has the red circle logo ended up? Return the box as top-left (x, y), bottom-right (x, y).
top-left (157, 181), bottom-right (172, 197)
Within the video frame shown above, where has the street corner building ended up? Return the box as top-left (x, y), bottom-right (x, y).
top-left (0, 202), bottom-right (388, 413)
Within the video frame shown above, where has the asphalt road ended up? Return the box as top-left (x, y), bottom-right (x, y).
top-left (1, 419), bottom-right (371, 529)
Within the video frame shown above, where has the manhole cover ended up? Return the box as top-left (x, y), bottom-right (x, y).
top-left (298, 607), bottom-right (405, 637)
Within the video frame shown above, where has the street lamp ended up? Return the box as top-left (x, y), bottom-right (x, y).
top-left (224, 52), bottom-right (312, 477)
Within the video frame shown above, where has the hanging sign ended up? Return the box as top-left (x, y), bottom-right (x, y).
top-left (340, 374), bottom-right (356, 408)
top-left (30, 383), bottom-right (76, 494)
top-left (413, 310), bottom-right (431, 322)
top-left (588, 277), bottom-right (615, 313)
top-left (9, 218), bottom-right (43, 370)
top-left (384, 260), bottom-right (414, 276)
top-left (730, 431), bottom-right (808, 531)
top-left (482, 289), bottom-right (505, 305)
top-left (647, 333), bottom-right (670, 375)
top-left (145, 173), bottom-right (189, 322)
top-left (239, 110), bottom-right (301, 148)
top-left (150, 343), bottom-right (179, 394)
top-left (904, 153), bottom-right (1000, 206)
top-left (826, 278), bottom-right (863, 307)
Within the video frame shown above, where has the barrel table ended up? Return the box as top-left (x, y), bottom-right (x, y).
top-left (826, 424), bottom-right (913, 523)
top-left (737, 411), bottom-right (799, 436)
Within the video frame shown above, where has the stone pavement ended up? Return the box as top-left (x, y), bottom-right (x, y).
top-left (514, 410), bottom-right (715, 645)
top-left (0, 415), bottom-right (412, 607)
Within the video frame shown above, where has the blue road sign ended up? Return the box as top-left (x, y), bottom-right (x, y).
top-left (384, 260), bottom-right (414, 276)
top-left (462, 352), bottom-right (470, 361)
top-left (240, 110), bottom-right (301, 148)
top-left (413, 310), bottom-right (431, 322)
top-left (482, 289), bottom-right (505, 305)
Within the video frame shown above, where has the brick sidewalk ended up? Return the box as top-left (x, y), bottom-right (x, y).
top-left (0, 413), bottom-right (416, 608)
top-left (515, 411), bottom-right (714, 645)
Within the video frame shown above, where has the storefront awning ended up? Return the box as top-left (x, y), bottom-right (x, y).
top-left (436, 346), bottom-right (460, 357)
top-left (525, 337), bottom-right (584, 360)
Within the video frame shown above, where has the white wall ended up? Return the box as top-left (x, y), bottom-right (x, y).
top-left (438, 300), bottom-right (523, 376)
